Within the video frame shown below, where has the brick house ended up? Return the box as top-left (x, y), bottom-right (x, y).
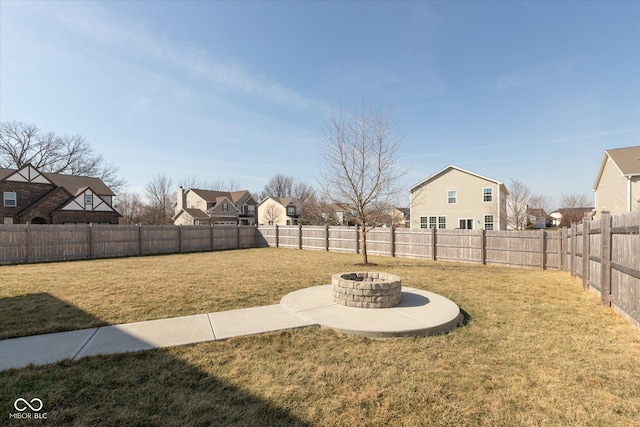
top-left (0, 164), bottom-right (120, 224)
top-left (173, 187), bottom-right (258, 226)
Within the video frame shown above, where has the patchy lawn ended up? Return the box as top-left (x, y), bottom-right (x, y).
top-left (1, 248), bottom-right (639, 425)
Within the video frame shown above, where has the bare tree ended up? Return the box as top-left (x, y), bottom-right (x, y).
top-left (559, 193), bottom-right (593, 224)
top-left (506, 179), bottom-right (533, 230)
top-left (180, 176), bottom-right (242, 192)
top-left (0, 120), bottom-right (125, 192)
top-left (115, 192), bottom-right (145, 224)
top-left (293, 181), bottom-right (316, 202)
top-left (490, 179), bottom-right (549, 230)
top-left (318, 102), bottom-right (403, 265)
top-left (263, 174), bottom-right (294, 198)
top-left (144, 173), bottom-right (176, 224)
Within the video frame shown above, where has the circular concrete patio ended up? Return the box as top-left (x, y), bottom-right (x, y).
top-left (280, 285), bottom-right (463, 338)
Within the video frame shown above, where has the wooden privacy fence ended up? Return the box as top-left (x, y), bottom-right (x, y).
top-left (257, 224), bottom-right (563, 270)
top-left (258, 218), bottom-right (639, 328)
top-left (566, 211), bottom-right (640, 328)
top-left (0, 224), bottom-right (257, 265)
top-left (1, 215), bottom-right (637, 328)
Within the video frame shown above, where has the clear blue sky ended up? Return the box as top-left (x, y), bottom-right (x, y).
top-left (2, 1), bottom-right (639, 208)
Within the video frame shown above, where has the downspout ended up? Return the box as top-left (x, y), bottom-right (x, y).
top-left (628, 176), bottom-right (632, 213)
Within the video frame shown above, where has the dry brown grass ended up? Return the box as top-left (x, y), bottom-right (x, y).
top-left (2, 248), bottom-right (640, 425)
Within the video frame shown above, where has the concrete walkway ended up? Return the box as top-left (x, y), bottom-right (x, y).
top-left (0, 286), bottom-right (462, 371)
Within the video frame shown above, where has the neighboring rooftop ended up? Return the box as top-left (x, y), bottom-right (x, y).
top-left (0, 166), bottom-right (115, 196)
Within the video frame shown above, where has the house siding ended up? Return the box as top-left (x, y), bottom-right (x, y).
top-left (595, 156), bottom-right (629, 218)
top-left (257, 197), bottom-right (301, 226)
top-left (410, 168), bottom-right (506, 230)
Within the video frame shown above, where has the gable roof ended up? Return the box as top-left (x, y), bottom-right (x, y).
top-left (205, 195), bottom-right (239, 214)
top-left (0, 168), bottom-right (12, 180)
top-left (593, 146), bottom-right (640, 190)
top-left (409, 165), bottom-right (506, 193)
top-left (327, 202), bottom-right (356, 212)
top-left (17, 186), bottom-right (73, 217)
top-left (189, 188), bottom-right (252, 204)
top-left (258, 196), bottom-right (301, 207)
top-left (172, 208), bottom-right (211, 221)
top-left (0, 165), bottom-right (114, 196)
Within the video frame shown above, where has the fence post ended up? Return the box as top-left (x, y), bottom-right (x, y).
top-left (89, 223), bottom-right (95, 259)
top-left (582, 215), bottom-right (590, 290)
top-left (390, 226), bottom-right (396, 257)
top-left (600, 211), bottom-right (612, 307)
top-left (559, 228), bottom-right (565, 271)
top-left (431, 227), bottom-right (437, 261)
top-left (26, 222), bottom-right (32, 263)
top-left (355, 226), bottom-right (360, 254)
top-left (210, 224), bottom-right (214, 251)
top-left (570, 222), bottom-right (577, 276)
top-left (138, 224), bottom-right (143, 255)
top-left (298, 223), bottom-right (303, 250)
top-left (480, 229), bottom-right (486, 265)
top-left (325, 225), bottom-right (329, 251)
top-left (178, 225), bottom-right (183, 253)
top-left (237, 224), bottom-right (241, 249)
top-left (540, 229), bottom-right (546, 270)
top-left (274, 224), bottom-right (279, 248)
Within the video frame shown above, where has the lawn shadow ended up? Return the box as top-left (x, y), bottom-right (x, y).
top-left (0, 293), bottom-right (107, 340)
top-left (0, 294), bottom-right (313, 426)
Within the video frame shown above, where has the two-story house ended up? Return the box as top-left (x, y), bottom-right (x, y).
top-left (0, 163), bottom-right (120, 224)
top-left (257, 197), bottom-right (302, 225)
top-left (409, 165), bottom-right (508, 230)
top-left (592, 146), bottom-right (640, 218)
top-left (324, 202), bottom-right (359, 226)
top-left (173, 187), bottom-right (257, 226)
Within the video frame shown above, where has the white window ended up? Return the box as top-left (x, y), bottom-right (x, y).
top-left (448, 190), bottom-right (457, 204)
top-left (247, 205), bottom-right (255, 214)
top-left (3, 192), bottom-right (17, 207)
top-left (287, 206), bottom-right (295, 216)
top-left (484, 215), bottom-right (494, 230)
top-left (222, 203), bottom-right (228, 212)
top-left (85, 195), bottom-right (93, 205)
top-left (483, 188), bottom-right (493, 202)
top-left (459, 219), bottom-right (473, 229)
top-left (4, 218), bottom-right (14, 225)
top-left (421, 216), bottom-right (446, 229)
top-left (438, 216), bottom-right (447, 229)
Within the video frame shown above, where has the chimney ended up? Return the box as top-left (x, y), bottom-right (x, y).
top-left (176, 186), bottom-right (186, 215)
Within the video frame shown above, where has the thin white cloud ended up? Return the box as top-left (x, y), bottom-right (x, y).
top-left (490, 59), bottom-right (579, 92)
top-left (50, 2), bottom-right (320, 110)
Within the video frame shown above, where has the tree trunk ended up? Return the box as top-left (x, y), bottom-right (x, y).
top-left (361, 230), bottom-right (368, 264)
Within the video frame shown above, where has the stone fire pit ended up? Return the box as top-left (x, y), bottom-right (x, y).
top-left (332, 272), bottom-right (402, 308)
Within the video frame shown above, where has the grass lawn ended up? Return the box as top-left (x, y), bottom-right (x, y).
top-left (1, 248), bottom-right (640, 425)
